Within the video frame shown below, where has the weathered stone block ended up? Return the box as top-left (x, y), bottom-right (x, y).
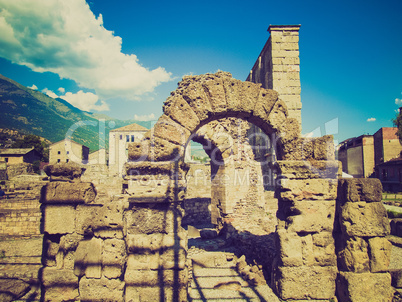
top-left (124, 204), bottom-right (184, 235)
top-left (339, 202), bottom-right (390, 237)
top-left (312, 232), bottom-right (337, 266)
top-left (75, 204), bottom-right (104, 235)
top-left (79, 276), bottom-right (124, 302)
top-left (280, 136), bottom-right (335, 161)
top-left (124, 267), bottom-right (188, 287)
top-left (127, 141), bottom-right (149, 162)
top-left (163, 94), bottom-right (200, 132)
top-left (338, 236), bottom-right (370, 273)
top-left (273, 266), bottom-right (337, 300)
top-left (102, 238), bottom-right (127, 279)
top-left (336, 271), bottom-right (393, 302)
top-left (267, 100), bottom-right (288, 131)
top-left (277, 229), bottom-right (302, 267)
top-left (152, 114), bottom-right (190, 146)
top-left (44, 163), bottom-right (84, 181)
top-left (41, 267), bottom-right (79, 302)
top-left (74, 237), bottom-right (102, 279)
top-left (202, 77), bottom-right (227, 115)
top-left (126, 231), bottom-right (187, 254)
top-left (126, 174), bottom-right (171, 203)
top-left (59, 233), bottom-right (83, 252)
top-left (223, 77), bottom-right (260, 117)
top-left (368, 237), bottom-right (392, 273)
top-left (180, 80), bottom-right (213, 122)
top-left (147, 136), bottom-right (185, 162)
top-left (279, 178), bottom-right (337, 201)
top-left (276, 160), bottom-right (339, 179)
top-left (160, 247), bottom-right (187, 270)
top-left (41, 182), bottom-right (96, 204)
top-left (338, 178), bottom-right (383, 203)
top-left (251, 89), bottom-right (278, 125)
top-left (126, 233), bottom-right (163, 254)
top-left (276, 117), bottom-right (300, 146)
top-left (43, 205), bottom-right (75, 234)
top-left (126, 253), bottom-right (161, 270)
top-left (125, 285), bottom-right (187, 302)
top-left (313, 135), bottom-right (335, 160)
top-left (285, 200), bottom-right (335, 233)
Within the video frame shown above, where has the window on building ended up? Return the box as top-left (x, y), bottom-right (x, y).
top-left (126, 135), bottom-right (130, 142)
top-left (57, 159), bottom-right (61, 163)
top-left (66, 159), bottom-right (69, 163)
top-left (5, 158), bottom-right (8, 163)
top-left (131, 135), bottom-right (135, 142)
top-left (67, 151), bottom-right (69, 155)
top-left (120, 135), bottom-right (123, 140)
top-left (58, 151), bottom-right (61, 154)
top-left (382, 169), bottom-right (387, 180)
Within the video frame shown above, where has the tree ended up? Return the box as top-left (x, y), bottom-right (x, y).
top-left (12, 134), bottom-right (49, 162)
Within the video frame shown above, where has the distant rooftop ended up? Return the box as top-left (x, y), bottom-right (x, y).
top-left (0, 147), bottom-right (35, 155)
top-left (110, 123), bottom-right (148, 132)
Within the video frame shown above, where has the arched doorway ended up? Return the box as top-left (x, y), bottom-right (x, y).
top-left (124, 71), bottom-right (300, 301)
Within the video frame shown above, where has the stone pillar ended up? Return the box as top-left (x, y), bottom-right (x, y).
top-left (123, 161), bottom-right (188, 302)
top-left (272, 159), bottom-right (339, 301)
top-left (247, 25), bottom-right (302, 130)
top-left (270, 135), bottom-right (340, 300)
top-left (40, 163), bottom-right (126, 301)
top-left (336, 178), bottom-right (394, 301)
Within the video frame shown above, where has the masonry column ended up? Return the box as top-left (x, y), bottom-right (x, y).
top-left (247, 25), bottom-right (302, 130)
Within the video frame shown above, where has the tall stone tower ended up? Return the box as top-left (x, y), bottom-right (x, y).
top-left (247, 25), bottom-right (302, 130)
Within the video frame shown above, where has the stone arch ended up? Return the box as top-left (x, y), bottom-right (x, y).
top-left (122, 71), bottom-right (345, 302)
top-left (122, 71), bottom-right (302, 301)
top-left (127, 71), bottom-right (299, 166)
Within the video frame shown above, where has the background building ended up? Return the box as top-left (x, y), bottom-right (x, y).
top-left (49, 139), bottom-right (89, 164)
top-left (338, 127), bottom-right (402, 182)
top-left (0, 147), bottom-right (41, 165)
top-left (108, 123), bottom-right (148, 174)
top-left (338, 135), bottom-right (375, 178)
top-left (373, 127), bottom-right (401, 166)
top-left (376, 157), bottom-right (402, 192)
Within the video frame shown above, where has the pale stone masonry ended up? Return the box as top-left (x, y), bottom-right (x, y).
top-left (247, 25), bottom-right (302, 128)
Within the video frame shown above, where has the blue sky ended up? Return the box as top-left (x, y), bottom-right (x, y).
top-left (0, 0), bottom-right (401, 143)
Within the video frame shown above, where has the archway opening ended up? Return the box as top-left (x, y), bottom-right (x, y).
top-left (181, 117), bottom-right (280, 289)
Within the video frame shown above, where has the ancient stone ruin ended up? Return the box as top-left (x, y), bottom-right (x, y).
top-left (0, 25), bottom-right (398, 302)
top-left (37, 71), bottom-right (394, 301)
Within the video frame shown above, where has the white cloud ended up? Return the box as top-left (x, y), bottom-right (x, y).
top-left (0, 0), bottom-right (172, 101)
top-left (396, 98), bottom-right (402, 105)
top-left (367, 117), bottom-right (376, 122)
top-left (42, 88), bottom-right (58, 99)
top-left (40, 87), bottom-right (109, 112)
top-left (61, 91), bottom-right (109, 112)
top-left (28, 84), bottom-right (38, 90)
top-left (134, 113), bottom-right (156, 121)
top-left (58, 87), bottom-right (65, 94)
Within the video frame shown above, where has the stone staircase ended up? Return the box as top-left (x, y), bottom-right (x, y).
top-left (188, 252), bottom-right (280, 302)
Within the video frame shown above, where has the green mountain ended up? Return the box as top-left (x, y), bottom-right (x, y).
top-left (0, 74), bottom-right (151, 152)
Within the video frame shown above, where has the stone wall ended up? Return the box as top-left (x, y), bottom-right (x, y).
top-left (0, 196), bottom-right (41, 238)
top-left (0, 177), bottom-right (45, 238)
top-left (247, 25), bottom-right (302, 128)
top-left (21, 72), bottom-right (396, 302)
top-left (336, 178), bottom-right (394, 301)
